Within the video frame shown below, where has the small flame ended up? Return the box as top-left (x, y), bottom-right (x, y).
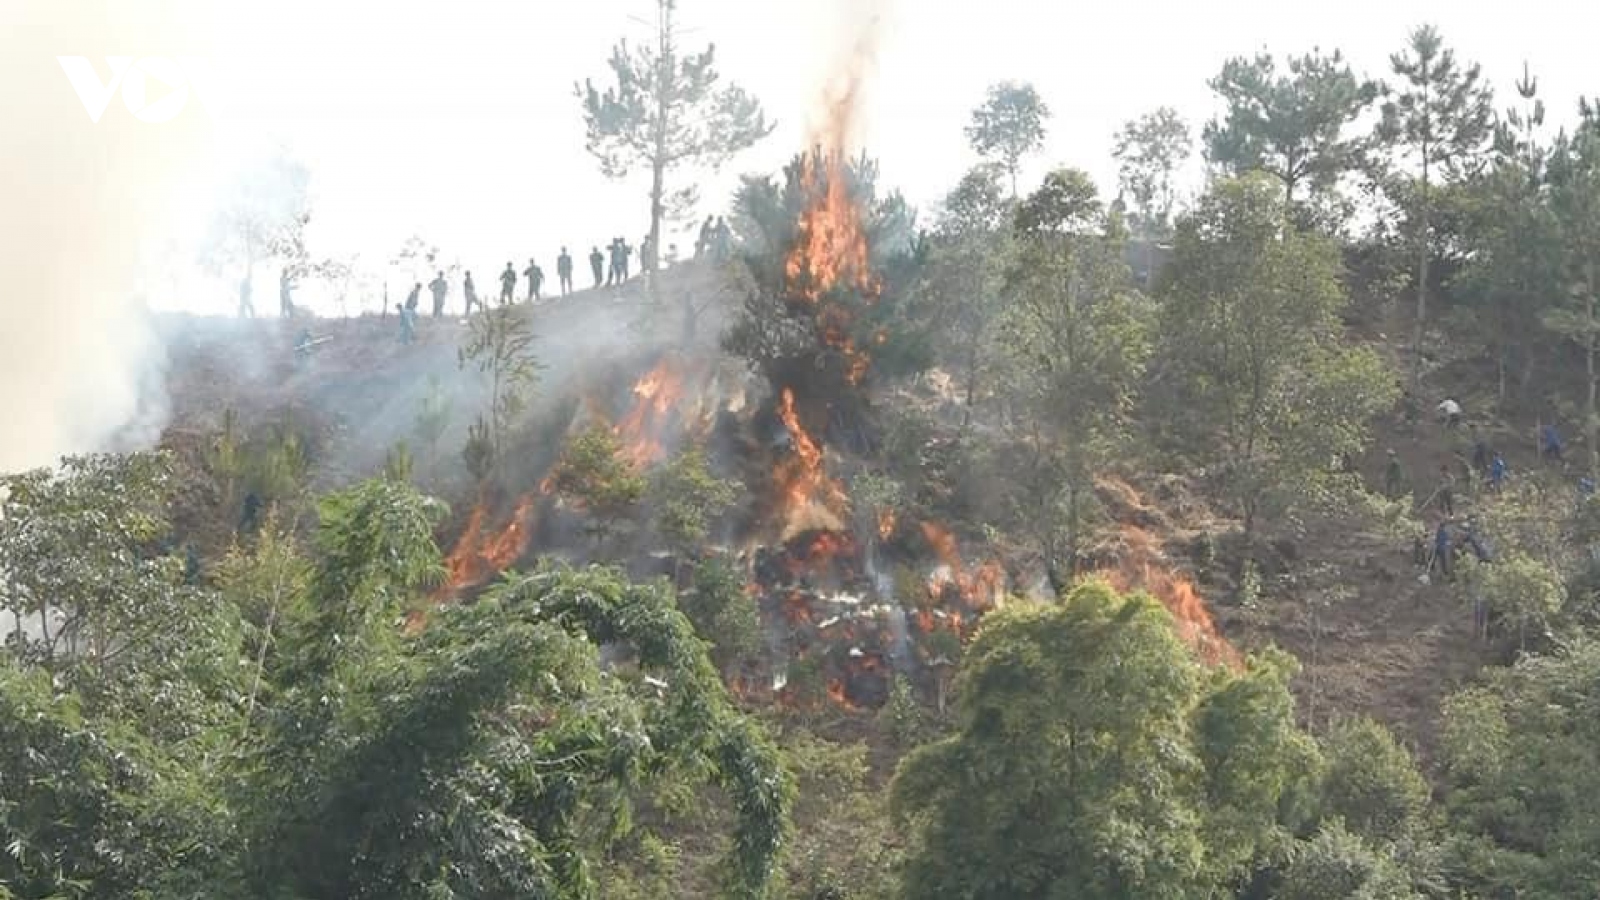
top-left (876, 508), bottom-right (896, 541)
top-left (1099, 524), bottom-right (1239, 668)
top-left (919, 520), bottom-right (1004, 612)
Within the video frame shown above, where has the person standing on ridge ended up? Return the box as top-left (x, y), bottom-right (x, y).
top-left (524, 258), bottom-right (544, 303)
top-left (279, 268), bottom-right (294, 318)
top-left (499, 262), bottom-right (517, 304)
top-left (620, 238), bottom-right (633, 281)
top-left (1542, 422), bottom-right (1564, 462)
top-left (589, 246), bottom-right (605, 288)
top-left (463, 271), bottom-right (478, 315)
top-left (428, 271), bottom-right (449, 319)
top-left (557, 247), bottom-right (574, 296)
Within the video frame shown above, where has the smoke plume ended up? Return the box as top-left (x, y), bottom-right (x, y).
top-left (0, 1), bottom-right (211, 473)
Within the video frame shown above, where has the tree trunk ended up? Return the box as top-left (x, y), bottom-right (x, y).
top-left (1588, 264), bottom-right (1598, 483)
top-left (646, 0), bottom-right (672, 304)
top-left (1412, 195), bottom-right (1431, 388)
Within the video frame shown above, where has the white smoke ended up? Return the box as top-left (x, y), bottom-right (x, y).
top-left (0, 1), bottom-right (213, 473)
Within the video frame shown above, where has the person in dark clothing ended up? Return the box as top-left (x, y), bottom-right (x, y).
top-left (590, 246), bottom-right (605, 288)
top-left (405, 282), bottom-right (422, 312)
top-left (1436, 464), bottom-right (1455, 517)
top-left (279, 269), bottom-right (294, 318)
top-left (524, 258), bottom-right (543, 302)
top-left (1384, 449), bottom-right (1405, 500)
top-left (619, 239), bottom-right (633, 281)
top-left (607, 240), bottom-right (621, 286)
top-left (239, 491), bottom-right (263, 535)
top-left (1471, 435), bottom-right (1491, 476)
top-left (428, 271), bottom-right (449, 318)
top-left (557, 247), bottom-right (574, 296)
top-left (1431, 520), bottom-right (1453, 581)
top-left (463, 271), bottom-right (478, 314)
top-left (1543, 423), bottom-right (1564, 462)
top-left (697, 216), bottom-right (714, 257)
top-left (1490, 453), bottom-right (1508, 491)
top-left (500, 263), bottom-right (517, 304)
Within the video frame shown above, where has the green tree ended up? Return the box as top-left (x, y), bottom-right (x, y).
top-left (891, 580), bottom-right (1316, 899)
top-left (1154, 174), bottom-right (1395, 538)
top-left (412, 374), bottom-right (453, 469)
top-left (1320, 717), bottom-right (1432, 844)
top-left (996, 168), bottom-right (1149, 580)
top-left (965, 81), bottom-right (1051, 198)
top-left (1438, 640), bottom-right (1600, 898)
top-left (1204, 50), bottom-right (1378, 212)
top-left (678, 553), bottom-right (760, 673)
top-left (458, 295), bottom-right (540, 472)
top-left (1376, 24), bottom-right (1495, 383)
top-left (1278, 822), bottom-right (1423, 900)
top-left (1546, 101), bottom-right (1600, 480)
top-left (652, 446), bottom-right (739, 561)
top-left (577, 0), bottom-right (773, 281)
top-left (924, 163), bottom-right (1013, 426)
top-left (1455, 66), bottom-right (1561, 404)
top-left (1113, 107), bottom-right (1192, 285)
top-left (552, 425), bottom-right (648, 537)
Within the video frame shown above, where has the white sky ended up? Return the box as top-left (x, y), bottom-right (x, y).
top-left (9, 0), bottom-right (1599, 316)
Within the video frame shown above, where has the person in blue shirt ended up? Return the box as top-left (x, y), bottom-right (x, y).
top-left (1489, 453), bottom-right (1508, 491)
top-left (1542, 423), bottom-right (1564, 462)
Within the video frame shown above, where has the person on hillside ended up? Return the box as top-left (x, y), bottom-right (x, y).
top-left (590, 246), bottom-right (605, 288)
top-left (1384, 449), bottom-right (1405, 500)
top-left (463, 271), bottom-right (478, 315)
top-left (1431, 519), bottom-right (1454, 581)
top-left (619, 238), bottom-right (634, 281)
top-left (524, 258), bottom-right (544, 303)
top-left (1542, 423), bottom-right (1564, 462)
top-left (397, 303), bottom-right (416, 344)
top-left (428, 271), bottom-right (449, 319)
top-left (405, 282), bottom-right (421, 312)
top-left (499, 263), bottom-right (517, 304)
top-left (607, 239), bottom-right (623, 286)
top-left (1436, 464), bottom-right (1456, 517)
top-left (557, 247), bottom-right (574, 296)
top-left (1490, 452), bottom-right (1508, 491)
top-left (279, 269), bottom-right (294, 318)
top-left (238, 275), bottom-right (255, 318)
top-left (1461, 515), bottom-right (1491, 563)
top-left (1471, 432), bottom-right (1491, 476)
top-left (714, 216), bottom-right (732, 260)
top-left (1437, 397), bottom-right (1462, 428)
top-left (697, 216), bottom-right (714, 257)
top-left (295, 327), bottom-right (315, 365)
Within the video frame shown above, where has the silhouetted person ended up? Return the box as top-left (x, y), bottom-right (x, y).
top-left (239, 491), bottom-right (262, 534)
top-left (463, 271), bottom-right (478, 314)
top-left (524, 258), bottom-right (544, 302)
top-left (697, 216), bottom-right (714, 257)
top-left (607, 239), bottom-right (623, 286)
top-left (589, 246), bottom-right (604, 288)
top-left (405, 282), bottom-right (421, 312)
top-left (279, 269), bottom-right (294, 318)
top-left (500, 262), bottom-right (516, 303)
top-left (238, 275), bottom-right (254, 318)
top-left (619, 239), bottom-right (633, 281)
top-left (428, 271), bottom-right (448, 318)
top-left (714, 216), bottom-right (732, 260)
top-left (557, 247), bottom-right (574, 296)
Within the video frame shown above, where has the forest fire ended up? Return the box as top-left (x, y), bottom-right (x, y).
top-left (1100, 524), bottom-right (1239, 668)
top-left (438, 493), bottom-right (539, 599)
top-left (615, 356), bottom-right (691, 467)
top-left (773, 387), bottom-right (848, 538)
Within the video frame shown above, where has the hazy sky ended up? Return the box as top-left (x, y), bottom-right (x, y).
top-left (7, 0), bottom-right (1599, 317)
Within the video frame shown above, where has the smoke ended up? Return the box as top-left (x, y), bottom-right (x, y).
top-left (808, 0), bottom-right (891, 153)
top-left (0, 1), bottom-right (212, 473)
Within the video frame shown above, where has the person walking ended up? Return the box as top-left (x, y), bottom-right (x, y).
top-left (524, 258), bottom-right (544, 303)
top-left (463, 271), bottom-right (478, 315)
top-left (589, 246), bottom-right (605, 288)
top-left (500, 262), bottom-right (517, 304)
top-left (1431, 519), bottom-right (1454, 582)
top-left (1436, 464), bottom-right (1456, 517)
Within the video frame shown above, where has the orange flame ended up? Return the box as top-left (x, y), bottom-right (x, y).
top-left (614, 356), bottom-right (689, 467)
top-left (773, 388), bottom-right (848, 538)
top-left (1099, 524), bottom-right (1239, 668)
top-left (876, 508), bottom-right (896, 541)
top-left (919, 520), bottom-right (1004, 612)
top-left (438, 494), bottom-right (539, 598)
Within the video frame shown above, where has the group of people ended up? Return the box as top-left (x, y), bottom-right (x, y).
top-left (1385, 395), bottom-right (1589, 586)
